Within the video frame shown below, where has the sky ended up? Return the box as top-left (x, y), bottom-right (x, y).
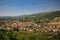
top-left (0, 0), bottom-right (60, 16)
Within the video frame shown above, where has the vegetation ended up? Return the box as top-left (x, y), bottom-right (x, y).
top-left (0, 29), bottom-right (60, 40)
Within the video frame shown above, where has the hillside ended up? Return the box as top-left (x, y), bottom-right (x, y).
top-left (0, 11), bottom-right (60, 20)
top-left (24, 11), bottom-right (60, 19)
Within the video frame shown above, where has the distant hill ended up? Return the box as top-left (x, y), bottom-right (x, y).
top-left (0, 10), bottom-right (60, 20)
top-left (23, 10), bottom-right (60, 19)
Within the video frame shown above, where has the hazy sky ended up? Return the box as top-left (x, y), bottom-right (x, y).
top-left (0, 0), bottom-right (60, 16)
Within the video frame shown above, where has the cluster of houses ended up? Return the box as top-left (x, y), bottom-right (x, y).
top-left (0, 20), bottom-right (41, 32)
top-left (0, 19), bottom-right (60, 33)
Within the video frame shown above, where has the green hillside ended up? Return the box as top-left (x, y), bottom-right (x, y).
top-left (18, 11), bottom-right (60, 23)
top-left (0, 10), bottom-right (60, 20)
top-left (25, 11), bottom-right (60, 19)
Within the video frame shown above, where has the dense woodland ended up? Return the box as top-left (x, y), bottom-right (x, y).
top-left (0, 11), bottom-right (60, 40)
